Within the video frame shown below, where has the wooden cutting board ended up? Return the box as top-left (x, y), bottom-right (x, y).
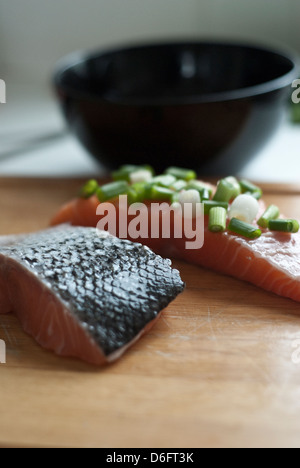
top-left (1, 178), bottom-right (300, 448)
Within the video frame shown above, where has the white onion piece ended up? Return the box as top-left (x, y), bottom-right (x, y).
top-left (130, 169), bottom-right (153, 184)
top-left (229, 194), bottom-right (259, 224)
top-left (178, 189), bottom-right (201, 218)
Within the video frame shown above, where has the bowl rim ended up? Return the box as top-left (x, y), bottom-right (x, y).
top-left (53, 39), bottom-right (300, 105)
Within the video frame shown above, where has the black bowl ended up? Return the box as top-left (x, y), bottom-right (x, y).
top-left (54, 40), bottom-right (299, 174)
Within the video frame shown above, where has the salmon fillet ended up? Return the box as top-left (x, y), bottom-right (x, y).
top-left (0, 226), bottom-right (184, 365)
top-left (50, 194), bottom-right (300, 303)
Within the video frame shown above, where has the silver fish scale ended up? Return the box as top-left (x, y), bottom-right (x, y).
top-left (1, 227), bottom-right (185, 355)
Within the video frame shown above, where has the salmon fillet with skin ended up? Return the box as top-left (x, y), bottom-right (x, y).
top-left (50, 192), bottom-right (300, 304)
top-left (0, 226), bottom-right (184, 365)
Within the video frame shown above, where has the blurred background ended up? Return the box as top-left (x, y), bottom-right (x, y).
top-left (0, 0), bottom-right (299, 179)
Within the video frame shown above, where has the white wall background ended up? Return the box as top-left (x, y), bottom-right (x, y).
top-left (0, 0), bottom-right (299, 85)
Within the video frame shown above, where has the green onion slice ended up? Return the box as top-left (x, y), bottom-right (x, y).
top-left (171, 192), bottom-right (180, 203)
top-left (149, 185), bottom-right (174, 201)
top-left (165, 166), bottom-right (197, 181)
top-left (292, 101), bottom-right (300, 124)
top-left (224, 176), bottom-right (241, 198)
top-left (228, 218), bottom-right (262, 239)
top-left (257, 205), bottom-right (280, 228)
top-left (213, 179), bottom-right (237, 202)
top-left (268, 219), bottom-right (299, 233)
top-left (127, 188), bottom-right (140, 204)
top-left (151, 174), bottom-right (176, 188)
top-left (170, 180), bottom-right (187, 192)
top-left (244, 191), bottom-right (262, 200)
top-left (112, 165), bottom-right (154, 181)
top-left (209, 207), bottom-right (227, 233)
top-left (201, 188), bottom-right (211, 201)
top-left (203, 200), bottom-right (229, 215)
top-left (96, 181), bottom-right (129, 202)
top-left (187, 180), bottom-right (213, 198)
top-left (79, 179), bottom-right (99, 199)
top-left (240, 179), bottom-right (262, 199)
top-left (131, 182), bottom-right (147, 202)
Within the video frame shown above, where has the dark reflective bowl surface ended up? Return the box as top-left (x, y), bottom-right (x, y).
top-left (54, 41), bottom-right (298, 174)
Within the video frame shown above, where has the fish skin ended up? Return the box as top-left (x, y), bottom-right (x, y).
top-left (0, 226), bottom-right (185, 364)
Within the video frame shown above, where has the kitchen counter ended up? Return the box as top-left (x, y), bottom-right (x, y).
top-left (1, 178), bottom-right (300, 448)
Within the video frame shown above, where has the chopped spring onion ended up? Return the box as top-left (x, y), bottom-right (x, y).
top-left (224, 176), bottom-right (241, 198)
top-left (112, 165), bottom-right (154, 181)
top-left (213, 178), bottom-right (238, 202)
top-left (112, 165), bottom-right (139, 181)
top-left (149, 185), bottom-right (174, 201)
top-left (128, 182), bottom-right (149, 203)
top-left (129, 169), bottom-right (153, 184)
top-left (244, 191), bottom-right (262, 200)
top-left (257, 205), bottom-right (280, 228)
top-left (79, 179), bottom-right (99, 199)
top-left (171, 192), bottom-right (180, 203)
top-left (165, 166), bottom-right (197, 181)
top-left (203, 200), bottom-right (229, 215)
top-left (187, 180), bottom-right (213, 198)
top-left (201, 188), bottom-right (211, 201)
top-left (209, 207), bottom-right (227, 233)
top-left (178, 189), bottom-right (201, 205)
top-left (268, 219), bottom-right (299, 233)
top-left (178, 189), bottom-right (201, 218)
top-left (151, 174), bottom-right (177, 188)
top-left (131, 182), bottom-right (147, 202)
top-left (127, 188), bottom-right (140, 204)
top-left (229, 194), bottom-right (259, 224)
top-left (144, 183), bottom-right (154, 199)
top-left (96, 181), bottom-right (129, 202)
top-left (239, 179), bottom-right (262, 199)
top-left (170, 179), bottom-right (187, 192)
top-left (228, 218), bottom-right (262, 239)
top-left (292, 102), bottom-right (300, 124)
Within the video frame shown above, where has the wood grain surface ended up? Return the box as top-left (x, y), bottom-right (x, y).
top-left (0, 178), bottom-right (300, 448)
